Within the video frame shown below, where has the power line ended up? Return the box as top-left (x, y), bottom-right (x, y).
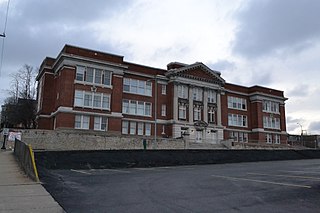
top-left (0, 0), bottom-right (11, 76)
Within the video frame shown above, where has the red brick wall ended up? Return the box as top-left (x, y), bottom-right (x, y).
top-left (63, 45), bottom-right (124, 64)
top-left (111, 75), bottom-right (123, 113)
top-left (108, 117), bottom-right (121, 133)
top-left (57, 67), bottom-right (76, 108)
top-left (55, 113), bottom-right (74, 129)
top-left (37, 117), bottom-right (53, 130)
top-left (40, 73), bottom-right (55, 114)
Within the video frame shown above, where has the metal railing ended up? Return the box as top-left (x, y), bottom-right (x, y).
top-left (13, 138), bottom-right (39, 182)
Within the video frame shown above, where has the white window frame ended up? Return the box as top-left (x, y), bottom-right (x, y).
top-left (193, 106), bottom-right (201, 121)
top-left (122, 121), bottom-right (129, 134)
top-left (122, 99), bottom-right (152, 117)
top-left (161, 84), bottom-right (167, 95)
top-left (74, 90), bottom-right (110, 110)
top-left (123, 78), bottom-right (152, 96)
top-left (263, 116), bottom-right (280, 129)
top-left (263, 100), bottom-right (280, 113)
top-left (138, 122), bottom-right (144, 135)
top-left (207, 90), bottom-right (216, 103)
top-left (76, 66), bottom-right (112, 87)
top-left (161, 104), bottom-right (166, 116)
top-left (94, 116), bottom-right (108, 131)
top-left (228, 96), bottom-right (247, 111)
top-left (208, 108), bottom-right (215, 123)
top-left (193, 87), bottom-right (203, 101)
top-left (266, 133), bottom-right (273, 144)
top-left (178, 84), bottom-right (188, 99)
top-left (179, 104), bottom-right (187, 119)
top-left (75, 115), bottom-right (90, 130)
top-left (130, 122), bottom-right (136, 135)
top-left (275, 134), bottom-right (281, 144)
top-left (145, 123), bottom-right (151, 136)
top-left (228, 114), bottom-right (247, 127)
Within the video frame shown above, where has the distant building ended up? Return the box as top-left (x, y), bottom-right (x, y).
top-left (288, 134), bottom-right (319, 148)
top-left (36, 45), bottom-right (288, 144)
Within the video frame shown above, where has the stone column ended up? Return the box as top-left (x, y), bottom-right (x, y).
top-left (188, 86), bottom-right (193, 124)
top-left (173, 83), bottom-right (178, 121)
top-left (217, 92), bottom-right (222, 126)
top-left (203, 89), bottom-right (208, 123)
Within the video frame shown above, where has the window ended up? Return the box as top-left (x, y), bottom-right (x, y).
top-left (123, 78), bottom-right (152, 96)
top-left (74, 90), bottom-right (83, 106)
top-left (103, 70), bottom-right (111, 86)
top-left (208, 90), bottom-right (216, 103)
top-left (266, 133), bottom-right (273, 144)
top-left (138, 122), bottom-right (144, 135)
top-left (130, 122), bottom-right (136, 135)
top-left (263, 116), bottom-right (280, 129)
top-left (76, 66), bottom-right (85, 81)
top-left (75, 115), bottom-right (90, 129)
top-left (122, 100), bottom-right (129, 114)
top-left (263, 100), bottom-right (279, 113)
top-left (74, 90), bottom-right (110, 110)
top-left (102, 94), bottom-right (110, 109)
top-left (179, 104), bottom-right (187, 119)
top-left (228, 96), bottom-right (247, 110)
top-left (94, 116), bottom-right (107, 131)
top-left (137, 101), bottom-right (144, 116)
top-left (129, 100), bottom-right (137, 115)
top-left (145, 103), bottom-right (151, 116)
top-left (145, 123), bottom-right (151, 136)
top-left (194, 106), bottom-right (201, 121)
top-left (193, 87), bottom-right (203, 101)
top-left (84, 92), bottom-right (92, 107)
top-left (228, 114), bottom-right (247, 127)
top-left (86, 67), bottom-right (94, 83)
top-left (94, 69), bottom-right (102, 84)
top-left (161, 104), bottom-right (166, 116)
top-left (208, 107), bottom-right (215, 123)
top-left (122, 100), bottom-right (152, 117)
top-left (75, 66), bottom-right (112, 86)
top-left (230, 131), bottom-right (248, 143)
top-left (161, 84), bottom-right (167, 95)
top-left (93, 94), bottom-right (101, 108)
top-left (122, 121), bottom-right (129, 134)
top-left (178, 84), bottom-right (188, 99)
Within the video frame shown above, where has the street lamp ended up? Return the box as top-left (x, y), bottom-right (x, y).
top-left (297, 123), bottom-right (303, 147)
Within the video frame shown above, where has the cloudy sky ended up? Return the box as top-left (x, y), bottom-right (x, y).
top-left (0, 0), bottom-right (320, 135)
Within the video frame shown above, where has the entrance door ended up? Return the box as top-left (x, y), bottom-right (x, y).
top-left (196, 130), bottom-right (202, 143)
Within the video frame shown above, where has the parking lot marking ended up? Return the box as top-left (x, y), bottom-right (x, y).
top-left (282, 170), bottom-right (320, 174)
top-left (133, 168), bottom-right (157, 171)
top-left (211, 175), bottom-right (312, 189)
top-left (70, 169), bottom-right (91, 175)
top-left (98, 169), bottom-right (131, 173)
top-left (247, 172), bottom-right (320, 181)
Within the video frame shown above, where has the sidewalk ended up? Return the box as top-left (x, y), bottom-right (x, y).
top-left (0, 149), bottom-right (64, 213)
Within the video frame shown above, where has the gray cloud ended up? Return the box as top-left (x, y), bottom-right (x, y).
top-left (0, 0), bottom-right (132, 77)
top-left (232, 0), bottom-right (320, 58)
top-left (308, 121), bottom-right (320, 134)
top-left (209, 60), bottom-right (235, 72)
top-left (286, 84), bottom-right (310, 97)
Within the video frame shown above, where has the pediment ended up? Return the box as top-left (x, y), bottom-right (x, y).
top-left (166, 62), bottom-right (225, 86)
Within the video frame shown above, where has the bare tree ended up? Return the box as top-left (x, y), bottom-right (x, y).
top-left (9, 64), bottom-right (37, 100)
top-left (2, 64), bottom-right (38, 128)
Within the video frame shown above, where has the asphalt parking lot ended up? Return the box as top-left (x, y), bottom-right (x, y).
top-left (40, 159), bottom-right (320, 213)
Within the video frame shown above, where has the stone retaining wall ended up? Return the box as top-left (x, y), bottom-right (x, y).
top-left (20, 129), bottom-right (187, 150)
